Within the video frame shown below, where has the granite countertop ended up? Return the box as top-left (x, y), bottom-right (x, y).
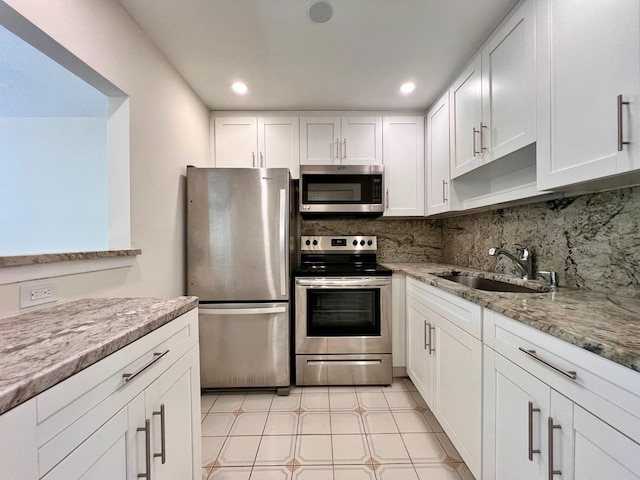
top-left (384, 262), bottom-right (640, 373)
top-left (0, 296), bottom-right (198, 416)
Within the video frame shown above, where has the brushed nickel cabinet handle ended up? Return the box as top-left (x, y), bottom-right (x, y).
top-left (528, 401), bottom-right (541, 461)
top-left (424, 320), bottom-right (428, 350)
top-left (260, 152), bottom-right (264, 168)
top-left (137, 419), bottom-right (151, 479)
top-left (252, 152), bottom-right (256, 168)
top-left (335, 138), bottom-right (340, 159)
top-left (473, 128), bottom-right (480, 156)
top-left (548, 416), bottom-right (562, 479)
top-left (618, 94), bottom-right (630, 151)
top-left (153, 404), bottom-right (166, 464)
top-left (480, 122), bottom-right (488, 152)
top-left (519, 348), bottom-right (577, 380)
top-left (386, 189), bottom-right (389, 209)
top-left (442, 180), bottom-right (448, 202)
top-left (123, 350), bottom-right (169, 383)
top-left (342, 139), bottom-right (347, 159)
top-left (428, 324), bottom-right (435, 354)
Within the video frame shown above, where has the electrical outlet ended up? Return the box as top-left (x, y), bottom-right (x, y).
top-left (20, 281), bottom-right (58, 308)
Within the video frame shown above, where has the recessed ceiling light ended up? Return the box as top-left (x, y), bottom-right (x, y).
top-left (309, 1), bottom-right (333, 24)
top-left (231, 82), bottom-right (248, 95)
top-left (400, 82), bottom-right (416, 94)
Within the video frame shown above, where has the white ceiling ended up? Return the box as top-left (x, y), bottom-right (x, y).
top-left (118, 0), bottom-right (518, 112)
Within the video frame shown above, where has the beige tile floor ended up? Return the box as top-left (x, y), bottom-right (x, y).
top-left (201, 377), bottom-right (476, 480)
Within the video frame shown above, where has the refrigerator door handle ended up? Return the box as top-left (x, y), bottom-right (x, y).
top-left (279, 188), bottom-right (287, 296)
top-left (199, 306), bottom-right (287, 315)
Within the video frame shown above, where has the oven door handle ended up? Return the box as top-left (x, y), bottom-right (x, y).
top-left (295, 278), bottom-right (391, 287)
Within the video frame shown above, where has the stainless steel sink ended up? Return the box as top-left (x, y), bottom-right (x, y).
top-left (437, 274), bottom-right (548, 293)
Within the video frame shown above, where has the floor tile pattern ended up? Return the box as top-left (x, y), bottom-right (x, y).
top-left (201, 378), bottom-right (476, 480)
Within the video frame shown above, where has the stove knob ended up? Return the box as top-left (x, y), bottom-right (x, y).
top-left (305, 239), bottom-right (311, 246)
top-left (312, 240), bottom-right (318, 246)
top-left (367, 240), bottom-right (373, 246)
top-left (352, 240), bottom-right (358, 246)
top-left (360, 240), bottom-right (365, 246)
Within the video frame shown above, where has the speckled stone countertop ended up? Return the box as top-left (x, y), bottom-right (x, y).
top-left (384, 263), bottom-right (640, 372)
top-left (0, 248), bottom-right (142, 268)
top-left (0, 296), bottom-right (198, 415)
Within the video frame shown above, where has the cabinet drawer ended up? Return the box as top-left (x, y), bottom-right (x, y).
top-left (486, 310), bottom-right (640, 443)
top-left (406, 277), bottom-right (482, 339)
top-left (37, 309), bottom-right (198, 477)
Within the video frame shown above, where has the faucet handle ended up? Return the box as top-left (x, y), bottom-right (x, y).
top-left (538, 270), bottom-right (559, 287)
top-left (514, 244), bottom-right (531, 260)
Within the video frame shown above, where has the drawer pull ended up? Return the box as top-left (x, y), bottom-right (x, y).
top-left (153, 404), bottom-right (166, 464)
top-left (123, 350), bottom-right (169, 383)
top-left (519, 348), bottom-right (577, 380)
top-left (548, 416), bottom-right (562, 479)
top-left (137, 419), bottom-right (151, 479)
top-left (528, 401), bottom-right (541, 461)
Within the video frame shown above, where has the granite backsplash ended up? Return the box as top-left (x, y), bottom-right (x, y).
top-left (301, 186), bottom-right (640, 298)
top-left (300, 217), bottom-right (442, 263)
top-left (441, 186), bottom-right (640, 297)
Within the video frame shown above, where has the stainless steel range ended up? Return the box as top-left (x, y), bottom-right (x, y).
top-left (294, 235), bottom-right (392, 386)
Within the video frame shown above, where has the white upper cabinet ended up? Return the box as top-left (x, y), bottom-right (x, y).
top-left (212, 115), bottom-right (300, 178)
top-left (426, 92), bottom-right (451, 216)
top-left (482, 0), bottom-right (536, 163)
top-left (382, 116), bottom-right (425, 216)
top-left (213, 116), bottom-right (257, 168)
top-left (536, 0), bottom-right (640, 190)
top-left (450, 0), bottom-right (536, 179)
top-left (450, 56), bottom-right (483, 178)
top-left (300, 116), bottom-right (382, 166)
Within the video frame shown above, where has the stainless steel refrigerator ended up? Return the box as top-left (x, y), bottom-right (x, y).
top-left (186, 167), bottom-right (292, 394)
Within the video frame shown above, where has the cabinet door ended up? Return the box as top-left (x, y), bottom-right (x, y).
top-left (406, 296), bottom-right (435, 406)
top-left (481, 0), bottom-right (535, 163)
top-left (213, 117), bottom-right (258, 167)
top-left (341, 116), bottom-right (383, 165)
top-left (450, 56), bottom-right (483, 178)
top-left (484, 348), bottom-right (549, 480)
top-left (258, 116), bottom-right (300, 178)
top-left (145, 347), bottom-right (201, 480)
top-left (572, 405), bottom-right (640, 480)
top-left (426, 92), bottom-right (450, 215)
top-left (382, 116), bottom-right (424, 216)
top-left (300, 117), bottom-right (341, 165)
top-left (432, 313), bottom-right (482, 478)
top-left (43, 394), bottom-right (145, 480)
top-left (537, 0), bottom-right (640, 189)
top-left (0, 399), bottom-right (37, 480)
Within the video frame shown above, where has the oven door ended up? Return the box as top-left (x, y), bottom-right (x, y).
top-left (295, 277), bottom-right (391, 355)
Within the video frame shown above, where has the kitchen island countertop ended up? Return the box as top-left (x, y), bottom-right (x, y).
top-left (0, 296), bottom-right (198, 416)
top-left (384, 262), bottom-right (640, 373)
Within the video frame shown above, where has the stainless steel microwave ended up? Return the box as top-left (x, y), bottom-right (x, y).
top-left (299, 164), bottom-right (384, 215)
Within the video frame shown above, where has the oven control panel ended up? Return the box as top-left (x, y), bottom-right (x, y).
top-left (301, 235), bottom-right (377, 252)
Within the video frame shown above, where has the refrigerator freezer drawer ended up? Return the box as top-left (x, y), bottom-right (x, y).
top-left (199, 303), bottom-right (290, 389)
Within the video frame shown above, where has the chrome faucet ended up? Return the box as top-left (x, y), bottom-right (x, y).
top-left (488, 246), bottom-right (533, 280)
top-left (537, 270), bottom-right (559, 287)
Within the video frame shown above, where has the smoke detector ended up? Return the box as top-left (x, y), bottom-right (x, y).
top-left (308, 1), bottom-right (333, 24)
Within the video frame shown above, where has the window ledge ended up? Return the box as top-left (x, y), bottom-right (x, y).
top-left (0, 249), bottom-right (141, 285)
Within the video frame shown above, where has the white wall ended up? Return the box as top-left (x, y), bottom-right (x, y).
top-left (0, 0), bottom-right (211, 315)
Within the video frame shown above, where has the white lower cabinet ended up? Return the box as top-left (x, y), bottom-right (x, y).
top-left (484, 310), bottom-right (640, 480)
top-left (405, 278), bottom-right (482, 478)
top-left (43, 394), bottom-right (145, 480)
top-left (145, 347), bottom-right (201, 480)
top-left (406, 294), bottom-right (435, 405)
top-left (0, 309), bottom-right (201, 480)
